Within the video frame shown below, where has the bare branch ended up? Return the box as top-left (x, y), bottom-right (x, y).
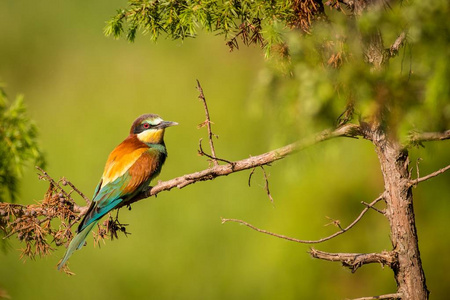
top-left (122, 124), bottom-right (362, 207)
top-left (410, 163), bottom-right (450, 186)
top-left (198, 138), bottom-right (234, 166)
top-left (196, 80), bottom-right (219, 166)
top-left (348, 293), bottom-right (402, 300)
top-left (361, 201), bottom-right (384, 215)
top-left (408, 130), bottom-right (450, 146)
top-left (221, 193), bottom-right (384, 244)
top-left (309, 248), bottom-right (397, 273)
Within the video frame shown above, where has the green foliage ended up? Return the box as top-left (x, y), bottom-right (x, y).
top-left (250, 0), bottom-right (450, 143)
top-left (0, 88), bottom-right (45, 203)
top-left (106, 1), bottom-right (450, 143)
top-left (105, 0), bottom-right (322, 54)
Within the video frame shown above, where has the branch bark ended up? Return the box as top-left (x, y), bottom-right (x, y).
top-left (309, 248), bottom-right (397, 273)
top-left (363, 123), bottom-right (429, 299)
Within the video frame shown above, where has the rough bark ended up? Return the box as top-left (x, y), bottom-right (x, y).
top-left (364, 124), bottom-right (429, 299)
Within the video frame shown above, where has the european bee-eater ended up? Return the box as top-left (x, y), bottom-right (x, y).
top-left (57, 114), bottom-right (177, 270)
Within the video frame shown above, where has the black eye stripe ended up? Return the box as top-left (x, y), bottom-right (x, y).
top-left (133, 123), bottom-right (155, 134)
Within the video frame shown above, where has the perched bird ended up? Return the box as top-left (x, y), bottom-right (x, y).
top-left (57, 114), bottom-right (177, 270)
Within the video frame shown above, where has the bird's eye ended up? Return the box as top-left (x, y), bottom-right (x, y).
top-left (143, 123), bottom-right (150, 129)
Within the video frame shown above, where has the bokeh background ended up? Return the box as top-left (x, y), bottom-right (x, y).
top-left (1, 1), bottom-right (449, 299)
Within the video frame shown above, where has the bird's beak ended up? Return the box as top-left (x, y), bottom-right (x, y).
top-left (159, 121), bottom-right (178, 129)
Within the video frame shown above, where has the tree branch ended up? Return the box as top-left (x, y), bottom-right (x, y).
top-left (121, 123), bottom-right (362, 208)
top-left (408, 130), bottom-right (450, 147)
top-left (410, 163), bottom-right (450, 186)
top-left (198, 138), bottom-right (234, 165)
top-left (309, 248), bottom-right (397, 273)
top-left (348, 293), bottom-right (402, 300)
top-left (220, 194), bottom-right (385, 244)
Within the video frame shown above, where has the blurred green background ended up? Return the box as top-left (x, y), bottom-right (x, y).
top-left (1, 1), bottom-right (449, 299)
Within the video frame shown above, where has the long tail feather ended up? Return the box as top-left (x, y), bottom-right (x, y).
top-left (57, 220), bottom-right (99, 270)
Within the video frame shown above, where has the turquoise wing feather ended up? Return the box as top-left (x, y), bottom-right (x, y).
top-left (77, 175), bottom-right (132, 232)
top-left (57, 148), bottom-right (164, 270)
top-left (57, 166), bottom-right (150, 270)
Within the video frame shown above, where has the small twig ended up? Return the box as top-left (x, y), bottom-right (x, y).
top-left (248, 167), bottom-right (256, 187)
top-left (36, 167), bottom-right (72, 201)
top-left (221, 194), bottom-right (384, 244)
top-left (309, 248), bottom-right (397, 273)
top-left (347, 293), bottom-right (402, 300)
top-left (415, 158), bottom-right (422, 182)
top-left (260, 166), bottom-right (274, 203)
top-left (325, 216), bottom-right (344, 231)
top-left (196, 80), bottom-right (219, 166)
top-left (198, 138), bottom-right (234, 166)
top-left (410, 163), bottom-right (450, 186)
top-left (361, 201), bottom-right (384, 215)
top-left (61, 177), bottom-right (91, 205)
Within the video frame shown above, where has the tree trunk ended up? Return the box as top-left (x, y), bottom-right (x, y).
top-left (369, 126), bottom-right (429, 299)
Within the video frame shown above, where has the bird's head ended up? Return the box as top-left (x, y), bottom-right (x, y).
top-left (130, 114), bottom-right (178, 144)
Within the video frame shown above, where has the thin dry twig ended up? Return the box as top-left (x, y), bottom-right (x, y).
top-left (347, 293), bottom-right (402, 300)
top-left (198, 138), bottom-right (234, 166)
top-left (415, 158), bottom-right (423, 182)
top-left (260, 166), bottom-right (274, 203)
top-left (220, 194), bottom-right (385, 244)
top-left (410, 163), bottom-right (450, 186)
top-left (196, 79), bottom-right (219, 166)
top-left (325, 216), bottom-right (344, 231)
top-left (309, 248), bottom-right (396, 273)
top-left (61, 177), bottom-right (91, 205)
top-left (361, 201), bottom-right (384, 215)
top-left (248, 167), bottom-right (256, 187)
top-left (36, 167), bottom-right (72, 201)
